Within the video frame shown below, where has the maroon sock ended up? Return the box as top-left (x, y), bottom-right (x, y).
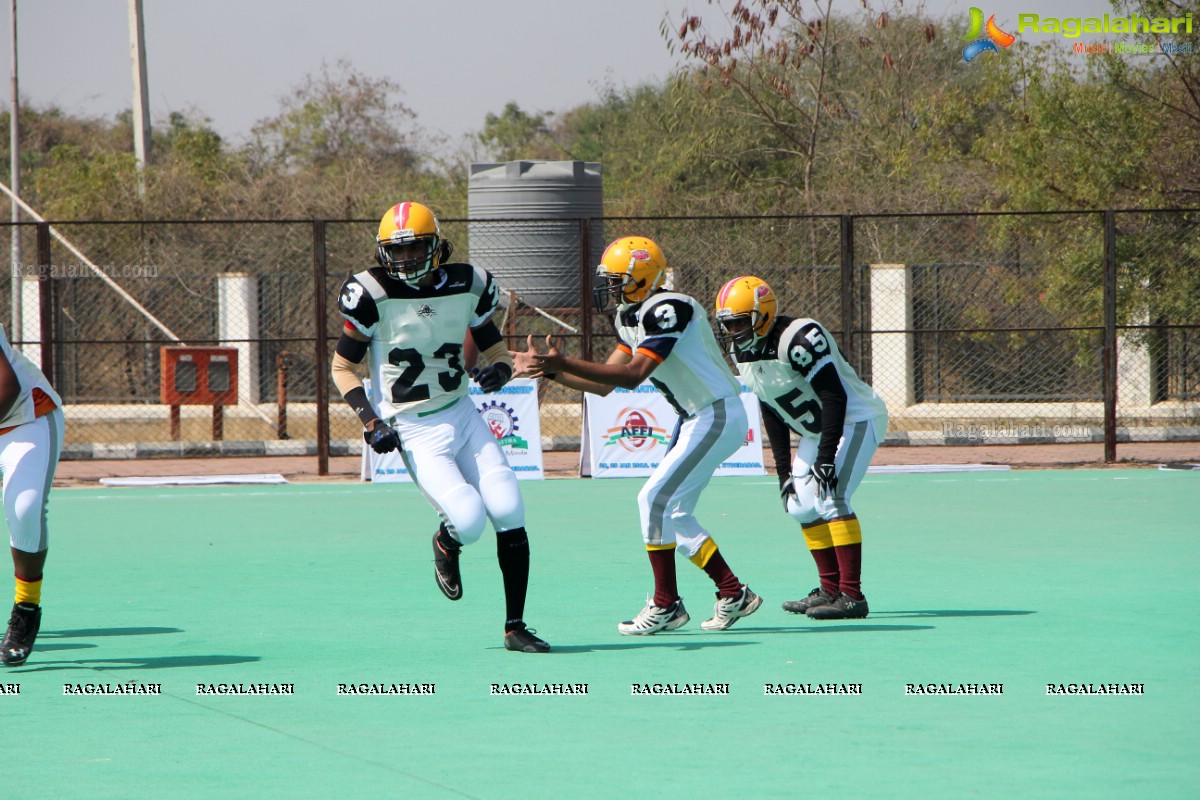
top-left (810, 547), bottom-right (840, 597)
top-left (702, 550), bottom-right (742, 598)
top-left (648, 549), bottom-right (679, 608)
top-left (834, 543), bottom-right (863, 600)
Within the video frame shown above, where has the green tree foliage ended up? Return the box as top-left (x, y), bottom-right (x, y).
top-left (247, 59), bottom-right (419, 174)
top-left (477, 102), bottom-right (564, 162)
top-left (8, 7), bottom-right (1198, 223)
top-left (670, 0), bottom-right (951, 212)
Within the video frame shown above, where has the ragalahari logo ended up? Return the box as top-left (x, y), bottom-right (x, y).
top-left (962, 7), bottom-right (1016, 62)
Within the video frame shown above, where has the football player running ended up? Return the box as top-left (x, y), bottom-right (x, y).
top-left (332, 201), bottom-right (549, 653)
top-left (0, 325), bottom-right (64, 667)
top-left (715, 276), bottom-right (888, 619)
top-left (514, 236), bottom-right (762, 635)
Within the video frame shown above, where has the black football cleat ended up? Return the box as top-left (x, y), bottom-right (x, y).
top-left (782, 587), bottom-right (838, 614)
top-left (1, 603), bottom-right (42, 667)
top-left (504, 623), bottom-right (550, 653)
top-left (806, 593), bottom-right (870, 620)
top-left (433, 530), bottom-right (463, 601)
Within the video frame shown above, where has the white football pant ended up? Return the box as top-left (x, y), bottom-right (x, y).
top-left (392, 396), bottom-right (524, 545)
top-left (786, 417), bottom-right (882, 524)
top-left (638, 395), bottom-right (747, 558)
top-left (2, 410), bottom-right (64, 553)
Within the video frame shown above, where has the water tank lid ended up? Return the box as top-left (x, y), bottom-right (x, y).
top-left (469, 160), bottom-right (602, 181)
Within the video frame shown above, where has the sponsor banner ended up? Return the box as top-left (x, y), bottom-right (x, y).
top-left (581, 382), bottom-right (764, 478)
top-left (362, 378), bottom-right (545, 483)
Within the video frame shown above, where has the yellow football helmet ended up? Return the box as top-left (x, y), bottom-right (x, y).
top-left (593, 236), bottom-right (667, 312)
top-left (375, 201), bottom-right (451, 283)
top-left (715, 275), bottom-right (778, 351)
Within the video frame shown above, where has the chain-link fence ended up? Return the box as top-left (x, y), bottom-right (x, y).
top-left (4, 209), bottom-right (1196, 471)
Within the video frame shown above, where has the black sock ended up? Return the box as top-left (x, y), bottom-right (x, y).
top-left (496, 527), bottom-right (530, 627)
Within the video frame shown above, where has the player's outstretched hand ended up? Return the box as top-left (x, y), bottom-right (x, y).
top-left (531, 335), bottom-right (564, 374)
top-left (472, 362), bottom-right (512, 393)
top-left (812, 462), bottom-right (838, 503)
top-left (365, 421), bottom-right (401, 454)
top-left (511, 334), bottom-right (543, 378)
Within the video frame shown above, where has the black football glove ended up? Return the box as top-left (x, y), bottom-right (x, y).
top-left (779, 474), bottom-right (797, 512)
top-left (364, 421), bottom-right (401, 454)
top-left (472, 362), bottom-right (512, 393)
top-left (812, 462), bottom-right (838, 503)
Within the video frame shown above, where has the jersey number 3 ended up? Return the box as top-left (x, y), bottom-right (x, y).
top-left (387, 343), bottom-right (465, 403)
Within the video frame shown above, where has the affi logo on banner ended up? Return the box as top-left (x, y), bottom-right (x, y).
top-left (478, 400), bottom-right (529, 449)
top-left (605, 407), bottom-right (671, 453)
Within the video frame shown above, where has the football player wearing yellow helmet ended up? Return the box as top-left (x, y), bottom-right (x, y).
top-left (515, 236), bottom-right (762, 636)
top-left (374, 201), bottom-right (452, 284)
top-left (331, 201), bottom-right (549, 654)
top-left (716, 275), bottom-right (888, 620)
top-left (592, 236), bottom-right (667, 312)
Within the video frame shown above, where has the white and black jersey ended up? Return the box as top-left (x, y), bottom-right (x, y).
top-left (0, 325), bottom-right (62, 430)
top-left (735, 316), bottom-right (887, 443)
top-left (615, 291), bottom-right (740, 418)
top-left (338, 263), bottom-right (500, 418)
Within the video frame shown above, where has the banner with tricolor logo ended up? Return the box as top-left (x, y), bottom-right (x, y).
top-left (580, 382), bottom-right (765, 478)
top-left (362, 378), bottom-right (545, 482)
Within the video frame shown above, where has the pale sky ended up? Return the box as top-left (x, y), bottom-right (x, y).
top-left (2, 0), bottom-right (1126, 149)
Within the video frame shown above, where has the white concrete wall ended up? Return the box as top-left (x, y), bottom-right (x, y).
top-left (869, 263), bottom-right (914, 409)
top-left (217, 273), bottom-right (259, 405)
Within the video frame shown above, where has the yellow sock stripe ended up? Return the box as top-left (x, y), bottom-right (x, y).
top-left (15, 577), bottom-right (42, 606)
top-left (689, 538), bottom-right (719, 568)
top-left (828, 518), bottom-right (863, 547)
top-left (802, 521), bottom-right (835, 551)
top-left (646, 542), bottom-right (677, 552)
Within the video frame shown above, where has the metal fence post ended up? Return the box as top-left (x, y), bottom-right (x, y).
top-left (312, 220), bottom-right (330, 476)
top-left (579, 217), bottom-right (593, 361)
top-left (840, 214), bottom-right (857, 368)
top-left (1103, 210), bottom-right (1117, 463)
top-left (35, 222), bottom-right (53, 378)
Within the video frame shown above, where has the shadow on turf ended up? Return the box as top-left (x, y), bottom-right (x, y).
top-left (520, 622), bottom-right (945, 652)
top-left (12, 654), bottom-right (262, 673)
top-left (31, 642), bottom-right (98, 652)
top-left (724, 624), bottom-right (935, 634)
top-left (11, 627), bottom-right (259, 672)
top-left (537, 639), bottom-right (759, 654)
top-left (40, 626), bottom-right (185, 638)
top-left (868, 610), bottom-right (1036, 618)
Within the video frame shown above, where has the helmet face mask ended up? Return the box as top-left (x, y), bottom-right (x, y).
top-left (376, 202), bottom-right (444, 284)
top-left (378, 235), bottom-right (439, 283)
top-left (715, 314), bottom-right (759, 350)
top-left (593, 236), bottom-right (666, 313)
top-left (592, 269), bottom-right (635, 312)
top-left (715, 276), bottom-right (778, 352)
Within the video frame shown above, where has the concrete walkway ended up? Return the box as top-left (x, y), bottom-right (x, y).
top-left (52, 442), bottom-right (1200, 487)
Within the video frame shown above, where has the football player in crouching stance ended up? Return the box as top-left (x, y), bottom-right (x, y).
top-left (715, 276), bottom-right (888, 620)
top-left (0, 325), bottom-right (64, 667)
top-left (514, 236), bottom-right (762, 635)
top-left (332, 201), bottom-right (549, 653)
